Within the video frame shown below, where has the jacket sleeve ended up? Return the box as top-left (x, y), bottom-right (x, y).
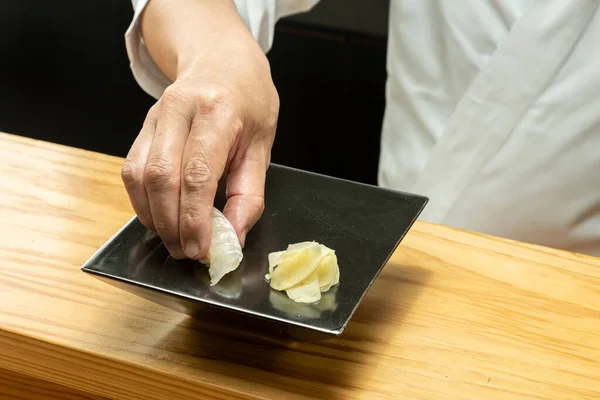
top-left (124, 0), bottom-right (319, 100)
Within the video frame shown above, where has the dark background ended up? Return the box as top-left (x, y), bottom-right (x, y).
top-left (0, 0), bottom-right (389, 185)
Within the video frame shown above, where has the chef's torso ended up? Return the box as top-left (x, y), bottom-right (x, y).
top-left (379, 0), bottom-right (600, 256)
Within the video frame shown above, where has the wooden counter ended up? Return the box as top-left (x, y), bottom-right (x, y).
top-left (1, 131), bottom-right (599, 399)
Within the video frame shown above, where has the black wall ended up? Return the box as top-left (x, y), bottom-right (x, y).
top-left (0, 0), bottom-right (388, 185)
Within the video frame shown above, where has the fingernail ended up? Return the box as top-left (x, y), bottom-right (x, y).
top-left (185, 240), bottom-right (200, 258)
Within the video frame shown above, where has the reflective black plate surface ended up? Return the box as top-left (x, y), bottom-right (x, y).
top-left (82, 164), bottom-right (428, 338)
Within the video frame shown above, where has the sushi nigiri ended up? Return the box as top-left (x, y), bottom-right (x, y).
top-left (199, 207), bottom-right (243, 285)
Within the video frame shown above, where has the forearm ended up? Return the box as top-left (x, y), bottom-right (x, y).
top-left (140, 0), bottom-right (261, 81)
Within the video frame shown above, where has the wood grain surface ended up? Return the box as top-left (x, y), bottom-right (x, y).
top-left (0, 367), bottom-right (108, 400)
top-left (0, 131), bottom-right (599, 400)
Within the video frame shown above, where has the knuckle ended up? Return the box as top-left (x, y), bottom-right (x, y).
top-left (160, 87), bottom-right (190, 121)
top-left (144, 160), bottom-right (178, 190)
top-left (230, 117), bottom-right (244, 137)
top-left (153, 221), bottom-right (178, 240)
top-left (148, 103), bottom-right (159, 114)
top-left (121, 160), bottom-right (142, 187)
top-left (161, 86), bottom-right (187, 107)
top-left (265, 114), bottom-right (279, 133)
top-left (240, 195), bottom-right (265, 221)
top-left (253, 198), bottom-right (266, 216)
top-left (264, 90), bottom-right (280, 131)
top-left (270, 87), bottom-right (280, 110)
top-left (182, 157), bottom-right (214, 190)
top-left (145, 103), bottom-right (159, 123)
top-left (196, 87), bottom-right (229, 113)
top-left (179, 213), bottom-right (201, 233)
top-left (137, 215), bottom-right (155, 231)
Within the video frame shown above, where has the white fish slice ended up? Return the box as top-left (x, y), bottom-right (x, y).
top-left (199, 207), bottom-right (243, 286)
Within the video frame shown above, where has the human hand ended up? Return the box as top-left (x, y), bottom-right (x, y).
top-left (121, 18), bottom-right (279, 260)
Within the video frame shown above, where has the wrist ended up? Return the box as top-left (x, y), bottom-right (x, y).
top-left (175, 34), bottom-right (269, 81)
top-left (141, 0), bottom-right (259, 81)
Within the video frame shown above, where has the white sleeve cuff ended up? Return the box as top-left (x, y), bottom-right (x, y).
top-left (125, 0), bottom-right (172, 100)
top-left (235, 0), bottom-right (320, 52)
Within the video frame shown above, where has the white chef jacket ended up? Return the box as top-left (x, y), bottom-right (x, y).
top-left (125, 0), bottom-right (600, 257)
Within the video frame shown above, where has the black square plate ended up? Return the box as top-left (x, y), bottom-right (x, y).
top-left (82, 164), bottom-right (427, 339)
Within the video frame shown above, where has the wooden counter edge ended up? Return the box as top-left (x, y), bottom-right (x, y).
top-left (0, 367), bottom-right (110, 400)
top-left (0, 328), bottom-right (253, 400)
